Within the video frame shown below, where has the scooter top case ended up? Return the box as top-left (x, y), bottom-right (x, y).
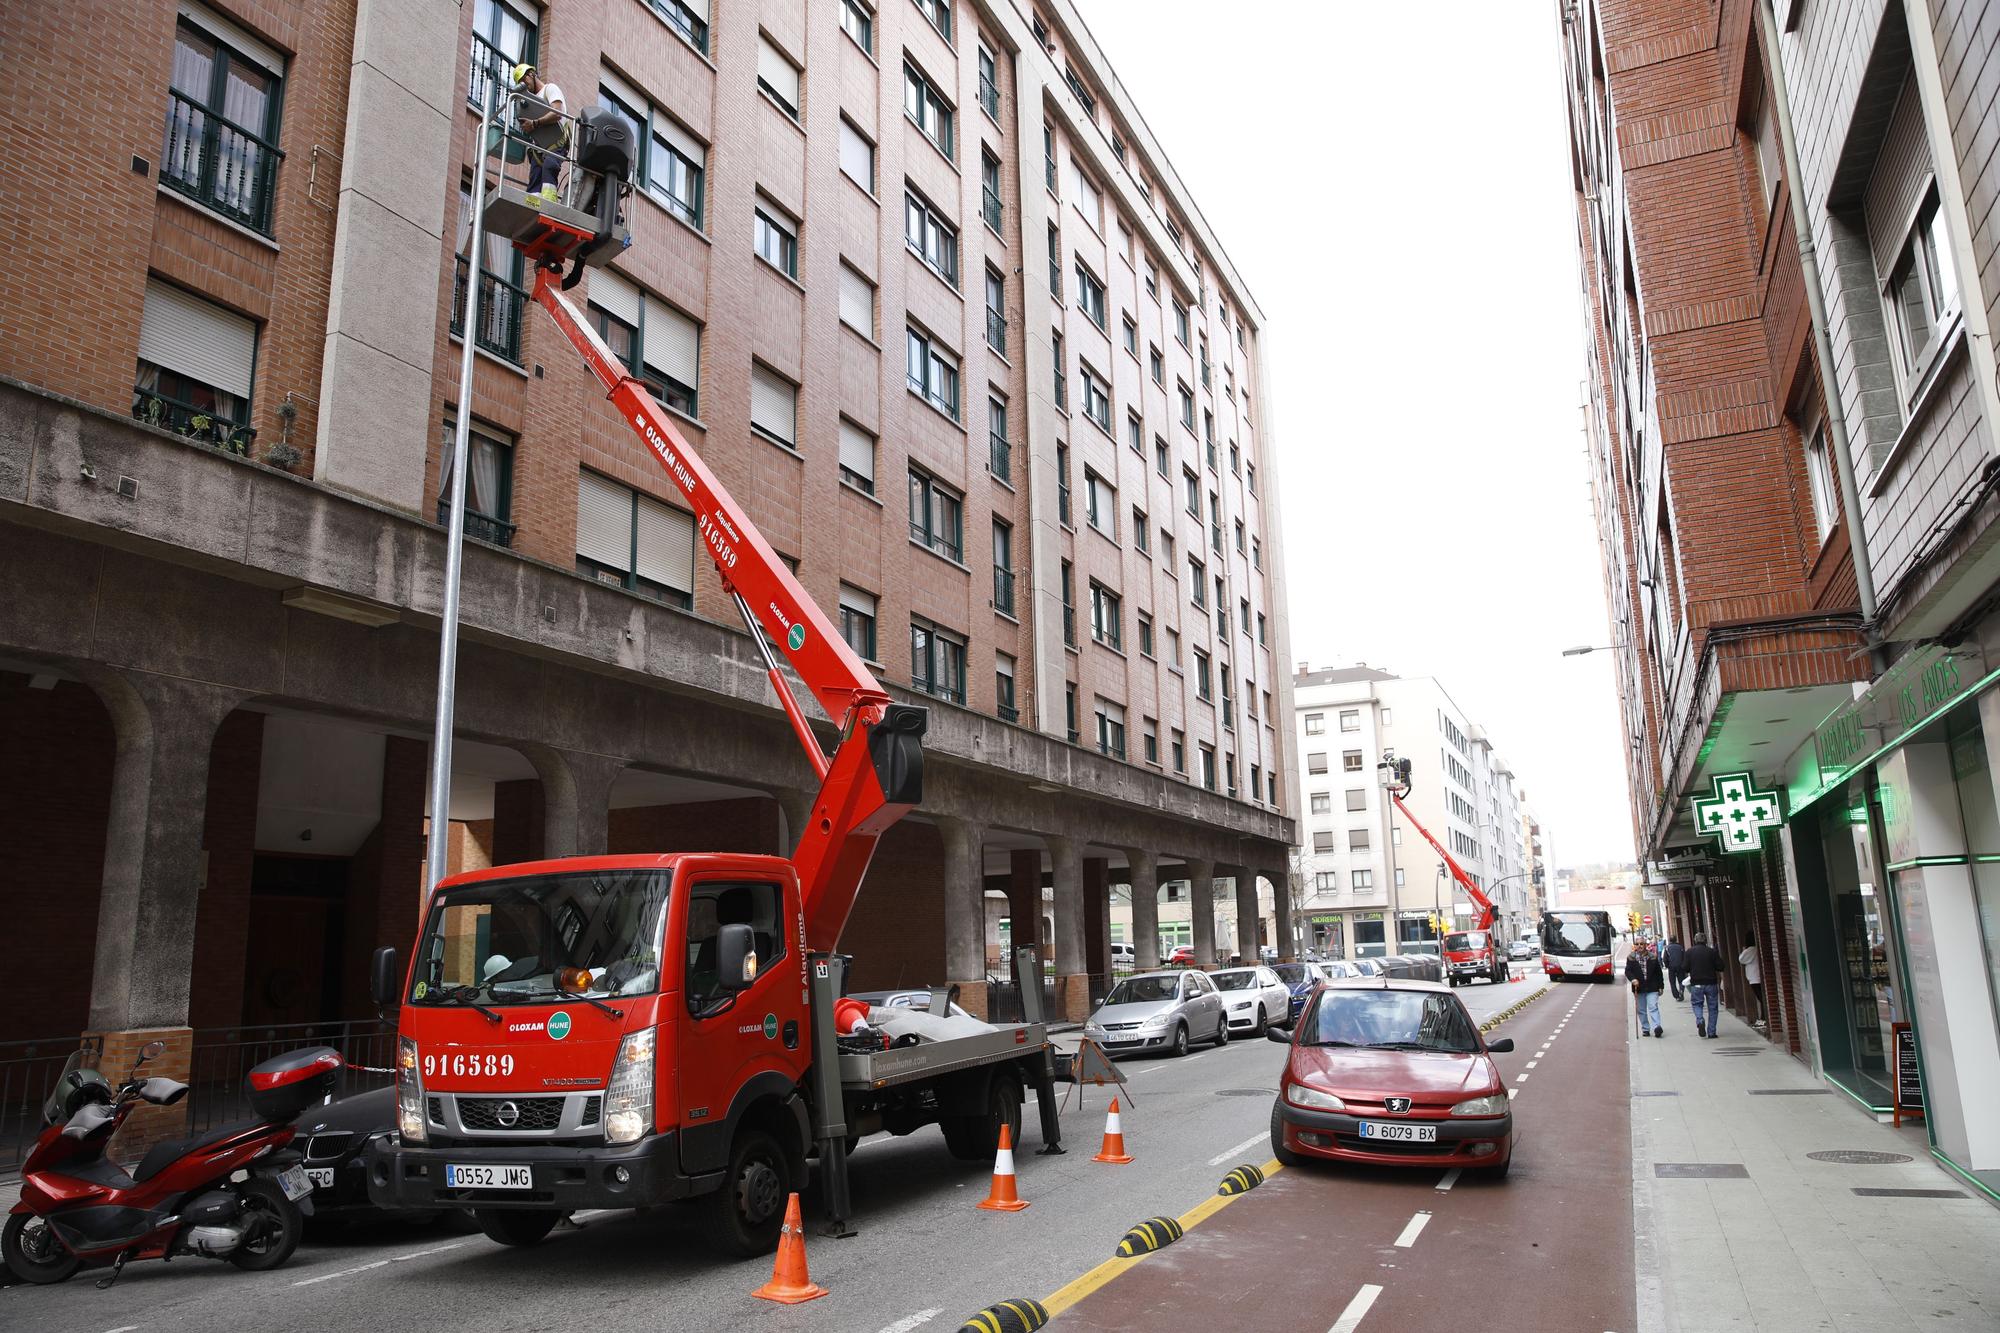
top-left (247, 1048), bottom-right (343, 1123)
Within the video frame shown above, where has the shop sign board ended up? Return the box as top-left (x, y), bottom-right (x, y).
top-left (1787, 644), bottom-right (1991, 813)
top-left (1693, 771), bottom-right (1784, 853)
top-left (1892, 1022), bottom-right (1924, 1126)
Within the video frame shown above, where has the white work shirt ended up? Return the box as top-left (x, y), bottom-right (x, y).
top-left (1738, 946), bottom-right (1761, 985)
top-left (539, 82), bottom-right (565, 111)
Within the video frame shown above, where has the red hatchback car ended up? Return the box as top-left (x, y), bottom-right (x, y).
top-left (1268, 978), bottom-right (1515, 1178)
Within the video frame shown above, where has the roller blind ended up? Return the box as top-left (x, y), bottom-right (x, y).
top-left (839, 120), bottom-right (873, 190)
top-left (653, 113), bottom-right (704, 167)
top-left (634, 493), bottom-right (695, 593)
top-left (642, 297), bottom-right (699, 388)
top-left (588, 267), bottom-right (641, 327)
top-left (577, 470), bottom-right (633, 569)
top-left (137, 279), bottom-right (257, 399)
top-left (839, 264), bottom-right (872, 334)
top-left (1865, 78), bottom-right (1933, 278)
top-left (599, 68), bottom-right (646, 117)
top-left (758, 37), bottom-right (800, 111)
top-left (838, 584), bottom-right (876, 617)
top-left (839, 419), bottom-right (874, 483)
top-left (679, 0), bottom-right (709, 17)
top-left (750, 364), bottom-right (796, 445)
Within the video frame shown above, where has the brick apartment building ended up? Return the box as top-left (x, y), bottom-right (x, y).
top-left (1561, 0), bottom-right (2000, 1199)
top-left (0, 0), bottom-right (1296, 1117)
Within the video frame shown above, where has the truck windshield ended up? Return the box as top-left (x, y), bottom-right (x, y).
top-left (1444, 933), bottom-right (1486, 952)
top-left (409, 869), bottom-right (671, 1004)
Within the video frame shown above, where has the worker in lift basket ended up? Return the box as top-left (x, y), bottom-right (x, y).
top-left (512, 63), bottom-right (569, 205)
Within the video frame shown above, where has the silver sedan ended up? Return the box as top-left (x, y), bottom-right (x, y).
top-left (1209, 965), bottom-right (1292, 1036)
top-left (1082, 969), bottom-right (1229, 1058)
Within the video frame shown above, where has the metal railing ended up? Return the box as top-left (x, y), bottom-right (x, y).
top-left (436, 496), bottom-right (517, 548)
top-left (989, 431), bottom-right (1011, 482)
top-left (998, 702), bottom-right (1019, 723)
top-left (993, 567), bottom-right (1015, 616)
top-left (986, 306), bottom-right (1006, 354)
top-left (1052, 367), bottom-right (1067, 411)
top-left (647, 0), bottom-right (709, 53)
top-left (1, 1035), bottom-right (101, 1172)
top-left (132, 385), bottom-right (256, 455)
top-left (979, 73), bottom-right (1000, 119)
top-left (1063, 603), bottom-right (1077, 647)
top-left (468, 32), bottom-right (512, 112)
top-left (1045, 153), bottom-right (1058, 192)
top-left (453, 256), bottom-right (527, 363)
top-left (161, 88), bottom-right (281, 235)
top-left (184, 1019), bottom-right (396, 1138)
top-left (982, 185), bottom-right (1003, 232)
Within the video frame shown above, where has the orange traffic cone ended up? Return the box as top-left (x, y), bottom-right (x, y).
top-left (1092, 1097), bottom-right (1134, 1164)
top-left (977, 1123), bottom-right (1031, 1211)
top-left (751, 1193), bottom-right (828, 1303)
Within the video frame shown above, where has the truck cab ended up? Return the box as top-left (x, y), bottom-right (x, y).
top-left (1442, 930), bottom-right (1507, 986)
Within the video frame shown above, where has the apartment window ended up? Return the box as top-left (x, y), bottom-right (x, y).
top-left (996, 652), bottom-right (1019, 722)
top-left (981, 151), bottom-right (1003, 232)
top-left (576, 469), bottom-right (695, 608)
top-left (1256, 612), bottom-right (1267, 644)
top-left (1345, 789), bottom-right (1366, 812)
top-left (1070, 159), bottom-right (1103, 228)
top-left (906, 326), bottom-right (960, 418)
top-left (1149, 345), bottom-right (1164, 386)
top-left (840, 118), bottom-right (876, 194)
top-left (985, 266), bottom-right (1006, 354)
top-left (600, 72), bottom-right (705, 228)
top-left (1229, 443), bottom-right (1240, 475)
top-left (1074, 261), bottom-right (1107, 329)
top-left (1209, 492), bottom-right (1222, 550)
top-left (1166, 627), bottom-right (1181, 666)
top-left (1882, 190), bottom-right (1959, 392)
top-left (1085, 469), bottom-right (1116, 536)
top-left (839, 262), bottom-right (874, 337)
top-left (1178, 382), bottom-right (1194, 430)
top-left (435, 416), bottom-right (516, 545)
top-left (1310, 792), bottom-right (1332, 815)
top-left (452, 180), bottom-right (528, 363)
top-left (840, 0), bottom-right (874, 53)
top-left (1349, 828), bottom-right (1370, 852)
top-left (1194, 649), bottom-right (1212, 700)
top-left (1137, 610), bottom-right (1154, 656)
top-left (905, 189), bottom-right (958, 286)
top-left (1339, 709), bottom-right (1360, 732)
top-left (838, 584), bottom-right (878, 661)
top-left (1122, 316), bottom-right (1138, 356)
top-left (1144, 260), bottom-right (1158, 298)
top-left (1214, 576), bottom-right (1227, 631)
top-left (1189, 556), bottom-right (1206, 603)
top-left (1308, 752), bottom-right (1329, 775)
top-left (749, 363), bottom-right (796, 448)
top-left (164, 10), bottom-right (284, 235)
top-left (1750, 83), bottom-right (1780, 211)
top-left (1199, 744), bottom-right (1217, 792)
top-left (1126, 411), bottom-right (1143, 454)
top-left (904, 62), bottom-right (954, 157)
top-left (468, 0), bottom-right (537, 112)
top-left (1314, 872), bottom-right (1337, 892)
top-left (1252, 537), bottom-right (1262, 570)
top-left (1047, 222), bottom-right (1063, 299)
top-left (753, 202), bottom-right (798, 277)
top-left (1058, 560), bottom-right (1080, 648)
top-left (1247, 462), bottom-right (1257, 494)
top-left (1171, 729), bottom-right (1186, 773)
top-left (988, 395), bottom-right (1011, 481)
top-left (1132, 506), bottom-right (1150, 554)
top-left (1173, 300), bottom-right (1190, 346)
top-left (910, 619), bottom-right (967, 703)
top-left (1381, 708), bottom-right (1392, 726)
top-left (1227, 755), bottom-right (1239, 798)
top-left (907, 467), bottom-right (963, 561)
top-left (1043, 122), bottom-right (1058, 192)
top-left (991, 519), bottom-right (1015, 615)
top-left (1183, 469), bottom-right (1200, 517)
top-left (1305, 713), bottom-right (1325, 735)
top-left (1343, 750), bottom-right (1363, 772)
top-left (1080, 364), bottom-right (1111, 431)
top-left (1234, 520), bottom-right (1246, 555)
top-left (1238, 597), bottom-right (1251, 635)
top-left (757, 36), bottom-right (802, 120)
top-left (913, 0), bottom-right (951, 41)
top-left (1064, 63), bottom-right (1097, 117)
top-left (1143, 717), bottom-right (1159, 764)
top-left (1066, 682), bottom-right (1079, 743)
top-left (839, 418), bottom-right (876, 495)
top-left (1057, 442), bottom-right (1072, 524)
top-left (1352, 870), bottom-right (1373, 891)
top-left (1095, 698), bottom-right (1127, 759)
top-left (1155, 437), bottom-right (1169, 479)
top-left (1804, 418), bottom-right (1837, 541)
top-left (132, 279), bottom-right (257, 448)
top-left (977, 42), bottom-right (1000, 120)
top-left (1090, 582), bottom-right (1122, 649)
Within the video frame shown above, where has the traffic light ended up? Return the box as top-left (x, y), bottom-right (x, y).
top-left (1628, 909), bottom-right (1641, 933)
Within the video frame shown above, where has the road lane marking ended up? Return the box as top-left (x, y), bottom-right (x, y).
top-left (293, 1259), bottom-right (391, 1286)
top-left (1435, 1167), bottom-right (1461, 1191)
top-left (876, 1310), bottom-right (944, 1333)
top-left (104, 1327), bottom-right (142, 1333)
top-left (1526, 1060), bottom-right (1539, 1068)
top-left (1393, 1211), bottom-right (1431, 1248)
top-left (1508, 1088), bottom-right (1518, 1099)
top-left (1328, 1283), bottom-right (1384, 1332)
top-left (1208, 1130), bottom-right (1269, 1166)
top-left (1516, 1073), bottom-right (1530, 1082)
top-left (391, 1242), bottom-right (469, 1262)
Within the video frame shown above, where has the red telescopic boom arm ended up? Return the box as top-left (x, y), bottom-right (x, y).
top-left (1389, 792), bottom-right (1498, 931)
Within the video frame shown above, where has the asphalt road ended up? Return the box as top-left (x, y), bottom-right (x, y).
top-left (0, 973), bottom-right (1558, 1333)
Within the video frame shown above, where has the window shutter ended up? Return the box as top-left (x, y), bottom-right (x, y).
top-left (653, 114), bottom-right (704, 168)
top-left (138, 279), bottom-right (257, 399)
top-left (679, 0), bottom-right (710, 22)
top-left (634, 493), bottom-right (696, 594)
top-left (588, 267), bottom-right (641, 327)
top-left (1864, 79), bottom-right (1934, 278)
top-left (839, 264), bottom-right (873, 333)
top-left (758, 37), bottom-right (800, 110)
top-left (599, 69), bottom-right (646, 118)
top-left (577, 470), bottom-right (633, 570)
top-left (839, 120), bottom-right (872, 189)
top-left (750, 364), bottom-right (796, 445)
top-left (839, 419), bottom-right (875, 483)
top-left (178, 0), bottom-right (284, 73)
top-left (839, 584), bottom-right (876, 618)
top-left (641, 297), bottom-right (699, 389)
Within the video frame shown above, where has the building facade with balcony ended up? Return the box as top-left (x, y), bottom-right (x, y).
top-left (1561, 0), bottom-right (2000, 1200)
top-left (0, 0), bottom-right (1296, 1119)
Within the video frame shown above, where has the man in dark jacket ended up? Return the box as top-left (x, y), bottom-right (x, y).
top-left (1625, 940), bottom-right (1665, 1037)
top-left (1682, 933), bottom-right (1725, 1038)
top-left (1661, 937), bottom-right (1686, 1001)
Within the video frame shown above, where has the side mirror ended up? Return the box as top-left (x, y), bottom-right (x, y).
top-left (138, 1039), bottom-right (166, 1063)
top-left (1487, 1037), bottom-right (1515, 1053)
top-left (1265, 1026), bottom-right (1291, 1043)
top-left (371, 946), bottom-right (402, 1008)
top-left (717, 924), bottom-right (757, 992)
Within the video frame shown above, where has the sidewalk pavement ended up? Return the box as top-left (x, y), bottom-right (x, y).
top-left (1629, 996), bottom-right (2000, 1332)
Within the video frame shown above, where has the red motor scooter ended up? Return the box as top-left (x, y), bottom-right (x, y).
top-left (5, 1039), bottom-right (341, 1287)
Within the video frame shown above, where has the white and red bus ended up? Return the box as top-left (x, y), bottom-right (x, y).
top-left (1540, 910), bottom-right (1616, 982)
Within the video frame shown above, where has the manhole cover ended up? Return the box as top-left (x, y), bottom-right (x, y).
top-left (1807, 1150), bottom-right (1913, 1165)
top-left (1216, 1088), bottom-right (1274, 1098)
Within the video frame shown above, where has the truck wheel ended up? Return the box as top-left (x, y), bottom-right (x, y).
top-left (943, 1071), bottom-right (1023, 1162)
top-left (474, 1208), bottom-right (559, 1247)
top-left (709, 1126), bottom-right (790, 1258)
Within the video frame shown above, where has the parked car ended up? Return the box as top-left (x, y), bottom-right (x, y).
top-left (1379, 954), bottom-right (1443, 983)
top-left (1210, 966), bottom-right (1292, 1036)
top-left (1507, 939), bottom-right (1538, 961)
top-left (1258, 945), bottom-right (1279, 965)
top-left (849, 988), bottom-right (974, 1020)
top-left (1167, 944), bottom-right (1197, 966)
top-left (1350, 958), bottom-right (1386, 978)
top-left (1110, 943), bottom-right (1137, 968)
top-left (1082, 969), bottom-right (1228, 1057)
top-left (297, 1085), bottom-right (469, 1229)
top-left (1273, 962), bottom-right (1327, 1027)
top-left (1266, 978), bottom-right (1515, 1177)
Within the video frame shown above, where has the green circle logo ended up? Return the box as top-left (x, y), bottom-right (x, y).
top-left (787, 624), bottom-right (806, 653)
top-left (547, 1011), bottom-right (572, 1041)
top-left (413, 981), bottom-right (427, 1000)
top-left (762, 1013), bottom-right (778, 1040)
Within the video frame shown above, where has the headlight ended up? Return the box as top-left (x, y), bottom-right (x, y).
top-left (396, 1036), bottom-right (426, 1144)
top-left (603, 1028), bottom-right (656, 1144)
top-left (1231, 1002), bottom-right (1252, 1011)
top-left (1450, 1093), bottom-right (1509, 1117)
top-left (1140, 1014), bottom-right (1170, 1030)
top-left (1285, 1082), bottom-right (1345, 1112)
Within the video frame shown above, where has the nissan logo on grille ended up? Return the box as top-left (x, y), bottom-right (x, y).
top-left (1384, 1096), bottom-right (1413, 1115)
top-left (495, 1100), bottom-right (520, 1128)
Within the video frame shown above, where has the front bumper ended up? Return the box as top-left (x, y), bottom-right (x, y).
top-left (1085, 1027), bottom-right (1175, 1053)
top-left (365, 1131), bottom-right (691, 1211)
top-left (1276, 1101), bottom-right (1511, 1168)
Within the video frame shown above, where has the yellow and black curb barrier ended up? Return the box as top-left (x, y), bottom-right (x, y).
top-left (1217, 1163), bottom-right (1265, 1196)
top-left (1479, 981), bottom-right (1554, 1034)
top-left (1114, 1215), bottom-right (1185, 1257)
top-left (956, 1298), bottom-right (1050, 1333)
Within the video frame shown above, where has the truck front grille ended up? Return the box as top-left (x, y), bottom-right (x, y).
top-left (459, 1096), bottom-right (566, 1131)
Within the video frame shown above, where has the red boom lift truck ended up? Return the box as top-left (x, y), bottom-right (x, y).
top-left (1380, 754), bottom-right (1508, 986)
top-left (365, 103), bottom-right (1063, 1257)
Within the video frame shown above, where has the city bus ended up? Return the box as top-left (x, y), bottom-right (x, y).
top-left (1540, 909), bottom-right (1616, 982)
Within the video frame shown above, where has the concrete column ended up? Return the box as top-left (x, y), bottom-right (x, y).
top-left (1234, 868), bottom-right (1260, 964)
top-left (1271, 868), bottom-right (1296, 962)
top-left (527, 748), bottom-right (625, 858)
top-left (1048, 834), bottom-right (1089, 1020)
top-left (940, 817), bottom-right (988, 1019)
top-left (774, 788), bottom-right (816, 856)
top-left (1006, 848), bottom-right (1044, 980)
top-left (1186, 857), bottom-right (1216, 967)
top-left (1127, 849), bottom-right (1160, 969)
top-left (1083, 855), bottom-right (1111, 985)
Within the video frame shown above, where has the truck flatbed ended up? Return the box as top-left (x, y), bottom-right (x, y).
top-left (839, 1022), bottom-right (1049, 1091)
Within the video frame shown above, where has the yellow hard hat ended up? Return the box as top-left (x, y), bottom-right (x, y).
top-left (513, 62), bottom-right (535, 83)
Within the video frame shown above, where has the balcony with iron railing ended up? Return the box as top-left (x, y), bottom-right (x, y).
top-left (993, 567), bottom-right (1015, 616)
top-left (980, 73), bottom-right (1000, 120)
top-left (998, 702), bottom-right (1020, 724)
top-left (983, 185), bottom-right (1003, 232)
top-left (1063, 603), bottom-right (1077, 648)
top-left (132, 383), bottom-right (257, 455)
top-left (467, 32), bottom-right (511, 112)
top-left (161, 87), bottom-right (282, 235)
top-left (986, 306), bottom-right (1006, 354)
top-left (436, 496), bottom-right (518, 548)
top-left (1052, 367), bottom-right (1067, 411)
top-left (453, 257), bottom-right (528, 364)
top-left (1045, 153), bottom-right (1058, 192)
top-left (989, 431), bottom-right (1011, 482)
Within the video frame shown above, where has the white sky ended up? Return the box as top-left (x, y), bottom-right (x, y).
top-left (1075, 1), bottom-right (1636, 867)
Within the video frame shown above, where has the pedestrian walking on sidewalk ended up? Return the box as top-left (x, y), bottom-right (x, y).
top-left (1661, 935), bottom-right (1686, 1001)
top-left (1740, 933), bottom-right (1766, 1029)
top-left (1683, 933), bottom-right (1724, 1038)
top-left (1626, 939), bottom-right (1665, 1038)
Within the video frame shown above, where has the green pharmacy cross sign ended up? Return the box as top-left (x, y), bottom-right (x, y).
top-left (1692, 772), bottom-right (1784, 853)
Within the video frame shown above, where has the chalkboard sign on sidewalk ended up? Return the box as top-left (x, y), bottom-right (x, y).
top-left (1892, 1022), bottom-right (1924, 1126)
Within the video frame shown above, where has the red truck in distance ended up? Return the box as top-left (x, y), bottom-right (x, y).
top-left (1380, 753), bottom-right (1509, 985)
